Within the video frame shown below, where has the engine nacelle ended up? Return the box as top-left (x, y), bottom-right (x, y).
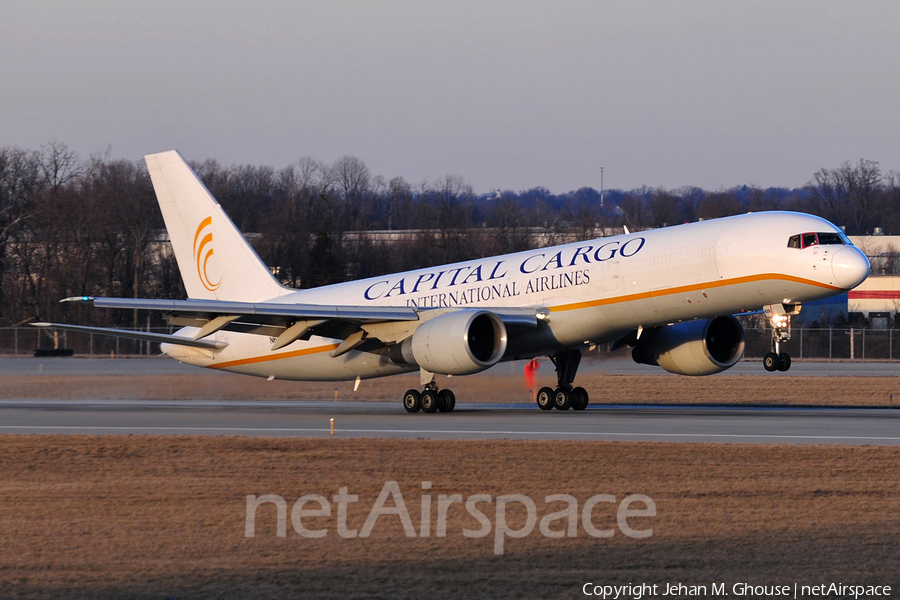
top-left (632, 316), bottom-right (745, 376)
top-left (397, 310), bottom-right (508, 375)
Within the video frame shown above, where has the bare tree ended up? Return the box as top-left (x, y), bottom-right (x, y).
top-left (332, 155), bottom-right (371, 230)
top-left (486, 191), bottom-right (531, 254)
top-left (647, 188), bottom-right (682, 228)
top-left (675, 186), bottom-right (705, 222)
top-left (38, 142), bottom-right (82, 194)
top-left (883, 171), bottom-right (900, 234)
top-left (746, 185), bottom-right (783, 212)
top-left (563, 187), bottom-right (602, 241)
top-left (807, 159), bottom-right (883, 234)
top-left (618, 193), bottom-right (645, 231)
top-left (698, 190), bottom-right (742, 221)
top-left (0, 147), bottom-right (41, 321)
top-left (427, 174), bottom-right (474, 264)
top-left (386, 176), bottom-right (413, 231)
top-left (257, 161), bottom-right (323, 287)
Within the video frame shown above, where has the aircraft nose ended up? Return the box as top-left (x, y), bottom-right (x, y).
top-left (831, 246), bottom-right (869, 289)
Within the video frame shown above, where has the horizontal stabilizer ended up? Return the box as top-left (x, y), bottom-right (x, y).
top-left (31, 322), bottom-right (228, 350)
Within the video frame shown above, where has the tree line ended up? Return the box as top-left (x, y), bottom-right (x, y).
top-left (1, 142), bottom-right (897, 328)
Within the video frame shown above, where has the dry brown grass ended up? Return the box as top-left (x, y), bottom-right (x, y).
top-left (4, 370), bottom-right (900, 406)
top-left (1, 435), bottom-right (898, 599)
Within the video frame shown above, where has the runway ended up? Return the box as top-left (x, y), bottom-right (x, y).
top-left (4, 357), bottom-right (900, 444)
top-left (5, 355), bottom-right (900, 377)
top-left (2, 399), bottom-right (899, 445)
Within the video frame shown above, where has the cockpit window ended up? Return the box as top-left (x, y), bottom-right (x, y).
top-left (818, 232), bottom-right (844, 245)
top-left (788, 232), bottom-right (848, 249)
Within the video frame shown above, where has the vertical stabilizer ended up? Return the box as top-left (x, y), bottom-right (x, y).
top-left (145, 150), bottom-right (287, 301)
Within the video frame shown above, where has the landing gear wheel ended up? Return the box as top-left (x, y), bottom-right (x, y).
top-left (536, 387), bottom-right (555, 411)
top-left (553, 387), bottom-right (572, 410)
top-left (763, 352), bottom-right (779, 372)
top-left (421, 389), bottom-right (439, 413)
top-left (571, 387), bottom-right (589, 411)
top-left (403, 389), bottom-right (421, 413)
top-left (777, 353), bottom-right (791, 372)
top-left (437, 389), bottom-right (456, 413)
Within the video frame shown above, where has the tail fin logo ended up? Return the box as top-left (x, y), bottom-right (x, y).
top-left (193, 216), bottom-right (221, 291)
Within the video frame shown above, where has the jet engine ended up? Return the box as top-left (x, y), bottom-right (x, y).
top-left (632, 316), bottom-right (745, 376)
top-left (395, 310), bottom-right (508, 375)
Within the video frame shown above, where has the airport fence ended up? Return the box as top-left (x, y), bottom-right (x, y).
top-left (0, 326), bottom-right (172, 357)
top-left (741, 327), bottom-right (900, 360)
top-left (1, 326), bottom-right (900, 360)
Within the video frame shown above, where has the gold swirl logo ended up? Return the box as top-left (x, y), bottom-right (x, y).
top-left (193, 216), bottom-right (221, 291)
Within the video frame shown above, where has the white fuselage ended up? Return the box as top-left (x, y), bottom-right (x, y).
top-left (161, 211), bottom-right (868, 380)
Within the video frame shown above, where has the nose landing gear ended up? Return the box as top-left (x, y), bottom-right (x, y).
top-left (762, 304), bottom-right (798, 372)
top-left (763, 351), bottom-right (791, 372)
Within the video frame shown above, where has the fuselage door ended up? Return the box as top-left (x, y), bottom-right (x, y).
top-left (594, 260), bottom-right (621, 294)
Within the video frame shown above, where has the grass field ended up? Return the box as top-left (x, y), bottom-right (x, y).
top-left (1, 435), bottom-right (898, 599)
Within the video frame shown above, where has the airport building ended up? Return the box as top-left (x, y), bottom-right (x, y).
top-left (844, 236), bottom-right (900, 328)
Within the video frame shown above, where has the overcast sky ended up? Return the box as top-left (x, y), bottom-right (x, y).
top-left (1, 1), bottom-right (898, 194)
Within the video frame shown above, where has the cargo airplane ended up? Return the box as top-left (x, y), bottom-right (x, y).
top-left (36, 151), bottom-right (870, 413)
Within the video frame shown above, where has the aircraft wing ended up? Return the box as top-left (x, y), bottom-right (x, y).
top-left (63, 296), bottom-right (420, 322)
top-left (57, 296), bottom-right (540, 352)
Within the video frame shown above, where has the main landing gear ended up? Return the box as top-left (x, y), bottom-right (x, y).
top-left (536, 349), bottom-right (589, 411)
top-left (403, 373), bottom-right (456, 414)
top-left (763, 304), bottom-right (794, 372)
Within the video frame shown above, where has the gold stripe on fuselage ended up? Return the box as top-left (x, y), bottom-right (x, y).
top-left (551, 273), bottom-right (840, 313)
top-left (207, 343), bottom-right (340, 369)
